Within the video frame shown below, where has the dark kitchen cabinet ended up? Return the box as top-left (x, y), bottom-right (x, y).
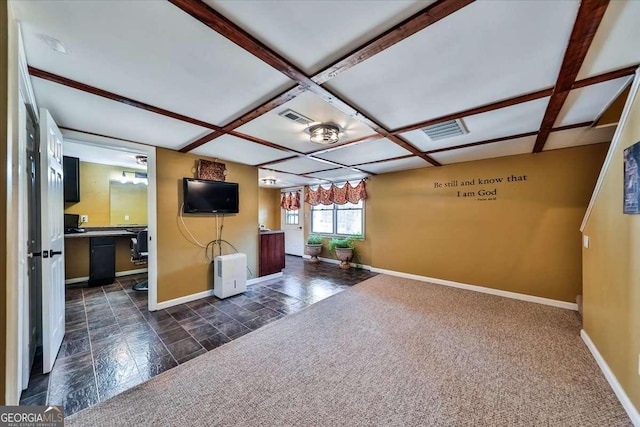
top-left (89, 236), bottom-right (115, 286)
top-left (259, 231), bottom-right (285, 277)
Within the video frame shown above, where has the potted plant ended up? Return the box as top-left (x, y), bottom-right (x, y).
top-left (305, 234), bottom-right (324, 263)
top-left (328, 236), bottom-right (357, 269)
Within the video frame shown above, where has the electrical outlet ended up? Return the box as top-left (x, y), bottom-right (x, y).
top-left (124, 215), bottom-right (130, 221)
top-left (583, 235), bottom-right (589, 248)
top-left (80, 215), bottom-right (88, 223)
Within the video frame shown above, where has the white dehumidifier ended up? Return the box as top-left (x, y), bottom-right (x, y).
top-left (214, 253), bottom-right (247, 299)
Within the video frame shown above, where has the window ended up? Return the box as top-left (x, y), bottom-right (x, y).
top-left (284, 209), bottom-right (299, 225)
top-left (311, 200), bottom-right (363, 236)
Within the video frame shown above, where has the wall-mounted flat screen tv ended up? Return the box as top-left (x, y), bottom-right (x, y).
top-left (183, 178), bottom-right (239, 214)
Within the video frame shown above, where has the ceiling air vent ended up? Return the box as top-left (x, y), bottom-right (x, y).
top-left (421, 119), bottom-right (468, 141)
top-left (279, 109), bottom-right (313, 126)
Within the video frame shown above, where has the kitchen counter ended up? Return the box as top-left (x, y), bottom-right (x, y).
top-left (64, 230), bottom-right (137, 238)
top-left (259, 230), bottom-right (284, 235)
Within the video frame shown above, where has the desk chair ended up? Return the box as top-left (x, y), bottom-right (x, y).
top-left (130, 229), bottom-right (148, 292)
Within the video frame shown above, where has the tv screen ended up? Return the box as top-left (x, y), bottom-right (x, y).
top-left (183, 178), bottom-right (239, 214)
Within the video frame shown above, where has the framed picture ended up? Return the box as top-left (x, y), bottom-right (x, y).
top-left (623, 141), bottom-right (640, 214)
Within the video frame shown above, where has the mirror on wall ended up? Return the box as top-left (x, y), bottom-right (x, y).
top-left (109, 181), bottom-right (148, 226)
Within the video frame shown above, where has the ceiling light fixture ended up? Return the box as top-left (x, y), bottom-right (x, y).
top-left (308, 124), bottom-right (340, 145)
top-left (262, 178), bottom-right (277, 186)
top-left (135, 155), bottom-right (147, 166)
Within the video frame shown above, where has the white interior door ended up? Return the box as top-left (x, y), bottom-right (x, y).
top-left (39, 109), bottom-right (65, 373)
top-left (281, 189), bottom-right (304, 256)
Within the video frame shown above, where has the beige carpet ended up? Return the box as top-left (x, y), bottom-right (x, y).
top-left (68, 275), bottom-right (630, 426)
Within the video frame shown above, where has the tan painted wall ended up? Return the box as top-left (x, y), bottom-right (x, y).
top-left (109, 181), bottom-right (147, 226)
top-left (64, 236), bottom-right (141, 279)
top-left (258, 187), bottom-right (280, 230)
top-left (366, 144), bottom-right (607, 302)
top-left (64, 162), bottom-right (147, 226)
top-left (583, 79), bottom-right (640, 410)
top-left (156, 149), bottom-right (258, 303)
top-left (1, 0), bottom-right (9, 405)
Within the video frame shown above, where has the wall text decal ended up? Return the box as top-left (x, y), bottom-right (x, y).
top-left (432, 174), bottom-right (528, 201)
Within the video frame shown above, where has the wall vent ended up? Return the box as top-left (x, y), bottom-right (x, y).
top-left (421, 119), bottom-right (468, 140)
top-left (278, 109), bottom-right (313, 126)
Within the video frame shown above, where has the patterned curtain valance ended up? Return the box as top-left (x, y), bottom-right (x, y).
top-left (280, 191), bottom-right (301, 211)
top-left (304, 180), bottom-right (367, 206)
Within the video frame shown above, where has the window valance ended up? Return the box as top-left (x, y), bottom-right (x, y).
top-left (304, 180), bottom-right (367, 206)
top-left (280, 191), bottom-right (301, 211)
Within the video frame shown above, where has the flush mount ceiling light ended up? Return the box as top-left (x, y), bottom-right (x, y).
top-left (308, 124), bottom-right (340, 145)
top-left (262, 178), bottom-right (277, 186)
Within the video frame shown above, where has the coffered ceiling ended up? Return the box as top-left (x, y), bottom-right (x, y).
top-left (10, 0), bottom-right (640, 188)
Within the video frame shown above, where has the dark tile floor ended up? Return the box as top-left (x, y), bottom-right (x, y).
top-left (20, 255), bottom-right (377, 416)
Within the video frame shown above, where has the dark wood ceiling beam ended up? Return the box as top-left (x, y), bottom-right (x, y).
top-left (175, 0), bottom-right (473, 154)
top-left (387, 65), bottom-right (633, 140)
top-left (348, 121), bottom-right (598, 167)
top-left (391, 87), bottom-right (554, 135)
top-left (305, 156), bottom-right (377, 176)
top-left (58, 126), bottom-right (155, 148)
top-left (169, 0), bottom-right (316, 89)
top-left (312, 0), bottom-right (475, 84)
top-left (351, 154), bottom-right (415, 167)
top-left (532, 0), bottom-right (610, 153)
top-left (29, 66), bottom-right (225, 132)
top-left (426, 131), bottom-right (539, 155)
top-left (260, 167), bottom-right (333, 184)
top-left (571, 64), bottom-right (638, 90)
top-left (387, 134), bottom-right (441, 166)
top-left (254, 155), bottom-right (299, 168)
top-left (179, 85), bottom-right (305, 152)
top-left (171, 0), bottom-right (438, 166)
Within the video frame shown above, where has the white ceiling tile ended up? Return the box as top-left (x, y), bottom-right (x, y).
top-left (401, 97), bottom-right (550, 152)
top-left (327, 0), bottom-right (579, 129)
top-left (191, 134), bottom-right (291, 166)
top-left (63, 139), bottom-right (147, 170)
top-left (543, 126), bottom-right (615, 151)
top-left (554, 76), bottom-right (631, 127)
top-left (33, 79), bottom-right (209, 149)
top-left (12, 0), bottom-right (292, 125)
top-left (236, 91), bottom-right (376, 153)
top-left (206, 0), bottom-right (432, 75)
top-left (307, 170), bottom-right (369, 182)
top-left (314, 138), bottom-right (411, 166)
top-left (577, 1), bottom-right (640, 79)
top-left (359, 157), bottom-right (430, 174)
top-left (431, 136), bottom-right (536, 165)
top-left (259, 169), bottom-right (325, 188)
top-left (268, 157), bottom-right (337, 175)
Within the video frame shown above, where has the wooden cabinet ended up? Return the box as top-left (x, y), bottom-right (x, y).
top-left (259, 231), bottom-right (285, 277)
top-left (89, 236), bottom-right (116, 286)
top-left (63, 156), bottom-right (80, 203)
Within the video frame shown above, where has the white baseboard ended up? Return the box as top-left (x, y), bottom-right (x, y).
top-left (156, 289), bottom-right (214, 310)
top-left (247, 272), bottom-right (283, 285)
top-left (581, 330), bottom-right (640, 426)
top-left (65, 268), bottom-right (148, 285)
top-left (155, 272), bottom-right (283, 310)
top-left (302, 254), bottom-right (372, 270)
top-left (370, 267), bottom-right (578, 311)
